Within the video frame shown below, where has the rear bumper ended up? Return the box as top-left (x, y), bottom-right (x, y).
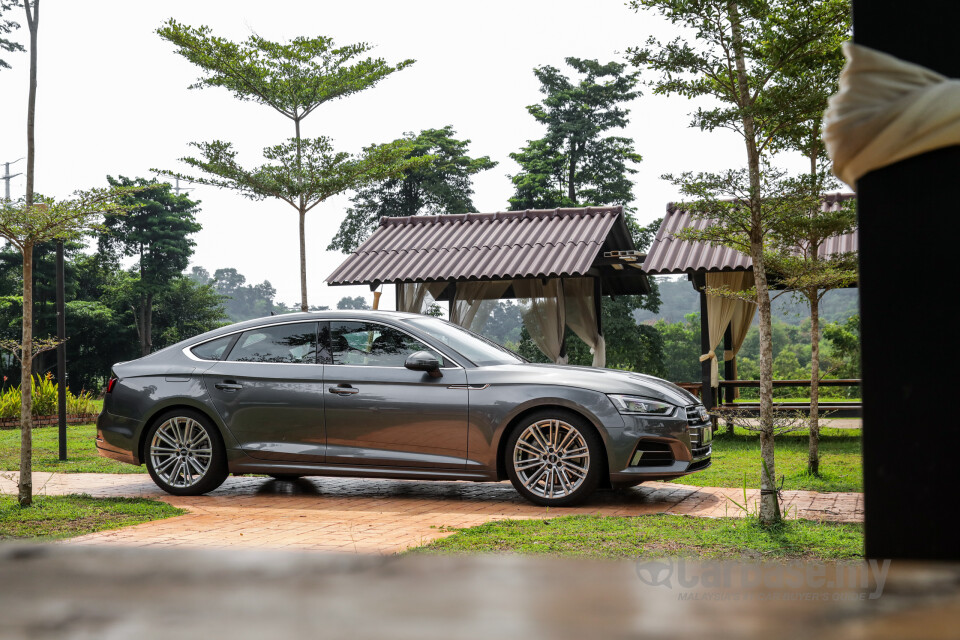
top-left (96, 410), bottom-right (141, 466)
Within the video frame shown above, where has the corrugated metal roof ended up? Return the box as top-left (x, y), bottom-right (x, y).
top-left (326, 207), bottom-right (630, 286)
top-left (642, 193), bottom-right (858, 275)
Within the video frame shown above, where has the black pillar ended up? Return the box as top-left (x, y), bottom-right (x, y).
top-left (722, 323), bottom-right (733, 405)
top-left (698, 286), bottom-right (713, 410)
top-left (56, 240), bottom-right (66, 461)
top-left (854, 0), bottom-right (959, 560)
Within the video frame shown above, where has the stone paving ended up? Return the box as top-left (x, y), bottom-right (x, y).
top-left (1, 472), bottom-right (863, 554)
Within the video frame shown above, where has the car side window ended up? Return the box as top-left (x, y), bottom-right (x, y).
top-left (329, 321), bottom-right (443, 367)
top-left (190, 334), bottom-right (237, 361)
top-left (227, 323), bottom-right (318, 364)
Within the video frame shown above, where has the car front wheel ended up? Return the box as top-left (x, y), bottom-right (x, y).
top-left (145, 409), bottom-right (228, 496)
top-left (505, 410), bottom-right (602, 507)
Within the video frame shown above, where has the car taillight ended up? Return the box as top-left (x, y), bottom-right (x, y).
top-left (106, 378), bottom-right (118, 394)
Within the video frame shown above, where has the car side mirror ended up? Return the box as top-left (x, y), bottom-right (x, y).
top-left (405, 351), bottom-right (442, 378)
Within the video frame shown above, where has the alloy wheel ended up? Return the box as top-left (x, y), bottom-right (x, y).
top-left (512, 418), bottom-right (591, 500)
top-left (149, 416), bottom-right (214, 489)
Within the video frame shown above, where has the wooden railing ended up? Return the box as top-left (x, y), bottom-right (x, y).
top-left (674, 379), bottom-right (862, 418)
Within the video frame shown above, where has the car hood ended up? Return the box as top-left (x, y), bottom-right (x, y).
top-left (469, 363), bottom-right (700, 407)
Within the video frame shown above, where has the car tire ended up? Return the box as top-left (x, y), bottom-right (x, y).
top-left (145, 409), bottom-right (228, 496)
top-left (505, 409), bottom-right (603, 507)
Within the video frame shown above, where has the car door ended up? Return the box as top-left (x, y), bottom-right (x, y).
top-left (323, 320), bottom-right (469, 469)
top-left (202, 321), bottom-right (327, 462)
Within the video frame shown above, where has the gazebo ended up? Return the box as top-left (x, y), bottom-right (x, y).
top-left (326, 206), bottom-right (650, 367)
top-left (641, 193), bottom-right (858, 411)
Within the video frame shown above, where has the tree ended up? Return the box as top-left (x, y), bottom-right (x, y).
top-left (629, 0), bottom-right (849, 524)
top-left (1, 189), bottom-right (136, 506)
top-left (0, 0), bottom-right (22, 70)
top-left (336, 295), bottom-right (370, 310)
top-left (98, 177), bottom-right (201, 356)
top-left (762, 24), bottom-right (854, 476)
top-left (329, 126), bottom-right (496, 252)
top-left (508, 57), bottom-right (642, 211)
top-left (157, 21), bottom-right (429, 311)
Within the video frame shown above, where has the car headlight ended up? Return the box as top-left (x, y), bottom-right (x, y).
top-left (608, 395), bottom-right (676, 416)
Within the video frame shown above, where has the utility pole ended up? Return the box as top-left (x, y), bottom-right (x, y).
top-left (2, 158), bottom-right (24, 200)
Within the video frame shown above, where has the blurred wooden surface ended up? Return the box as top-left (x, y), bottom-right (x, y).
top-left (1, 545), bottom-right (957, 639)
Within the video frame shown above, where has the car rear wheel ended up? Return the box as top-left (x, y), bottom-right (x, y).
top-left (145, 409), bottom-right (228, 496)
top-left (505, 410), bottom-right (602, 507)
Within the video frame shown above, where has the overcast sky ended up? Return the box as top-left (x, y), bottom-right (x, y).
top-left (0, 0), bottom-right (809, 310)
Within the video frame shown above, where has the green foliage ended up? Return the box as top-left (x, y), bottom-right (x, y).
top-left (156, 21), bottom-right (426, 310)
top-left (654, 312), bottom-right (706, 382)
top-left (98, 177), bottom-right (201, 295)
top-left (329, 126), bottom-right (497, 252)
top-left (0, 374), bottom-right (97, 419)
top-left (670, 426), bottom-right (863, 493)
top-left (0, 494), bottom-right (183, 541)
top-left (412, 514), bottom-right (863, 561)
top-left (0, 0), bottom-right (23, 70)
top-left (508, 57), bottom-right (641, 211)
top-left (822, 314), bottom-right (860, 378)
top-left (0, 422), bottom-right (145, 474)
top-left (336, 296), bottom-right (370, 310)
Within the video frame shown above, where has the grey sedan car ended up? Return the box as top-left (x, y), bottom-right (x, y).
top-left (96, 311), bottom-right (712, 506)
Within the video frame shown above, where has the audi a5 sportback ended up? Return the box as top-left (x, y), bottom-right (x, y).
top-left (96, 311), bottom-right (712, 506)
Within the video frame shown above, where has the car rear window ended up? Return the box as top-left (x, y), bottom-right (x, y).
top-left (190, 335), bottom-right (236, 361)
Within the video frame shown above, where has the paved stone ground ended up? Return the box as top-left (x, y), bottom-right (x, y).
top-left (1, 472), bottom-right (863, 554)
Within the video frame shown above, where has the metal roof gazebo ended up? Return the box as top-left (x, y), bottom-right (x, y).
top-left (326, 206), bottom-right (651, 367)
top-left (641, 192), bottom-right (859, 410)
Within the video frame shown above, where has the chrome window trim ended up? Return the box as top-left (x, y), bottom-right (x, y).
top-left (182, 317), bottom-right (465, 369)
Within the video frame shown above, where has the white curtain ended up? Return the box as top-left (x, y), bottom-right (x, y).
top-left (701, 272), bottom-right (755, 388)
top-left (396, 282), bottom-right (448, 314)
top-left (514, 279), bottom-right (567, 364)
top-left (824, 43), bottom-right (960, 189)
top-left (563, 277), bottom-right (605, 368)
top-left (450, 280), bottom-right (512, 333)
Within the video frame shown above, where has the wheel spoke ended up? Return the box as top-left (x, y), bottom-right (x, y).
top-left (515, 458), bottom-right (544, 472)
top-left (561, 446), bottom-right (589, 459)
top-left (564, 461), bottom-right (587, 479)
top-left (516, 440), bottom-right (544, 457)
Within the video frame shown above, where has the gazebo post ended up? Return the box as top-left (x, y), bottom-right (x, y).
top-left (723, 322), bottom-right (734, 434)
top-left (698, 283), bottom-right (714, 410)
top-left (593, 276), bottom-right (603, 364)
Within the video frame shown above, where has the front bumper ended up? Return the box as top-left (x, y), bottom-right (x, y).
top-left (608, 404), bottom-right (713, 486)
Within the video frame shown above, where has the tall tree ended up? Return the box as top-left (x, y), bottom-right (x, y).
top-left (762, 23), bottom-right (853, 476)
top-left (329, 126), bottom-right (496, 252)
top-left (157, 21), bottom-right (429, 311)
top-left (629, 0), bottom-right (850, 524)
top-left (336, 295), bottom-right (370, 310)
top-left (1, 189), bottom-right (136, 506)
top-left (0, 0), bottom-right (22, 71)
top-left (98, 177), bottom-right (201, 356)
top-left (508, 57), bottom-right (642, 211)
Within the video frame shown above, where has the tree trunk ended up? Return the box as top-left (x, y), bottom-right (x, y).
top-left (298, 208), bottom-right (307, 312)
top-left (567, 142), bottom-right (577, 203)
top-left (808, 291), bottom-right (821, 475)
top-left (730, 0), bottom-right (779, 523)
top-left (19, 242), bottom-right (34, 506)
top-left (19, 0), bottom-right (39, 507)
top-left (295, 116), bottom-right (308, 312)
top-left (139, 293), bottom-right (154, 357)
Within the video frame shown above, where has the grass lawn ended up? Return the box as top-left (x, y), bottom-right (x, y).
top-left (413, 514), bottom-right (863, 561)
top-left (0, 422), bottom-right (144, 474)
top-left (0, 493), bottom-right (183, 542)
top-left (674, 425), bottom-right (862, 493)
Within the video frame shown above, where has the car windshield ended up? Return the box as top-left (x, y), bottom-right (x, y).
top-left (405, 317), bottom-right (525, 366)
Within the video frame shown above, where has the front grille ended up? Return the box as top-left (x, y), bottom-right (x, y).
top-left (630, 441), bottom-right (674, 467)
top-left (685, 404), bottom-right (709, 426)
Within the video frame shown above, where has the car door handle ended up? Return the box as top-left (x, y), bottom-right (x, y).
top-left (215, 381), bottom-right (243, 391)
top-left (329, 385), bottom-right (359, 396)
